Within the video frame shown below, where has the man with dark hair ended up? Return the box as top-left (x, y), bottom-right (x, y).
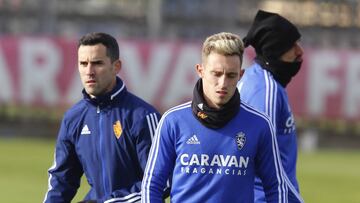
top-left (238, 10), bottom-right (305, 202)
top-left (43, 32), bottom-right (161, 203)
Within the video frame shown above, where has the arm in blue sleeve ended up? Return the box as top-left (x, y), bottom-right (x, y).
top-left (142, 116), bottom-right (176, 203)
top-left (255, 121), bottom-right (286, 203)
top-left (44, 118), bottom-right (83, 203)
top-left (136, 112), bottom-right (161, 172)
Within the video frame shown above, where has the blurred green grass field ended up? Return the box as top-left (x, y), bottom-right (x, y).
top-left (0, 137), bottom-right (359, 203)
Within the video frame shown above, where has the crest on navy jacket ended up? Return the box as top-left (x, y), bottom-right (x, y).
top-left (113, 120), bottom-right (123, 139)
top-left (235, 132), bottom-right (246, 150)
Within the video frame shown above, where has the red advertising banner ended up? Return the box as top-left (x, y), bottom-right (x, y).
top-left (287, 48), bottom-right (360, 121)
top-left (0, 37), bottom-right (359, 121)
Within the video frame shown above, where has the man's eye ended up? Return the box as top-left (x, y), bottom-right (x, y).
top-left (228, 74), bottom-right (237, 78)
top-left (93, 61), bottom-right (103, 65)
top-left (212, 72), bottom-right (221, 77)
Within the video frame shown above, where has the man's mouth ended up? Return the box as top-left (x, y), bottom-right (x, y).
top-left (217, 90), bottom-right (227, 96)
top-left (86, 80), bottom-right (96, 85)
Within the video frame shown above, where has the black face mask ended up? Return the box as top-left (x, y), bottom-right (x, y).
top-left (191, 79), bottom-right (240, 129)
top-left (255, 55), bottom-right (302, 87)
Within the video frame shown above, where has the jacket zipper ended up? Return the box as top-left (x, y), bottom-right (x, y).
top-left (98, 105), bottom-right (109, 195)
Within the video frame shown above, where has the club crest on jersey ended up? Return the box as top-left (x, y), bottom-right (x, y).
top-left (235, 132), bottom-right (246, 150)
top-left (113, 120), bottom-right (122, 139)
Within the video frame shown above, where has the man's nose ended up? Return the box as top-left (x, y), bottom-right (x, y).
top-left (219, 75), bottom-right (228, 87)
top-left (295, 42), bottom-right (304, 56)
top-left (85, 64), bottom-right (95, 75)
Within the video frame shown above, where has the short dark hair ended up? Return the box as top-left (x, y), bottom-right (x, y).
top-left (78, 32), bottom-right (119, 62)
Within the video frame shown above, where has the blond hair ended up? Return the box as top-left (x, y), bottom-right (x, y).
top-left (202, 32), bottom-right (244, 63)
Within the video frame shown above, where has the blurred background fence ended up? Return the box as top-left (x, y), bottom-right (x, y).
top-left (1, 0), bottom-right (360, 150)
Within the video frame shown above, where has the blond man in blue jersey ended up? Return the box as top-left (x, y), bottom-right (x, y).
top-left (142, 32), bottom-right (294, 203)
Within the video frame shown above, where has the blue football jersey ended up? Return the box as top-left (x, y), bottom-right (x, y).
top-left (238, 62), bottom-right (303, 202)
top-left (142, 101), bottom-right (291, 203)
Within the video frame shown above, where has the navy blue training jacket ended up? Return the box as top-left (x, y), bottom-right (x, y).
top-left (44, 77), bottom-right (160, 203)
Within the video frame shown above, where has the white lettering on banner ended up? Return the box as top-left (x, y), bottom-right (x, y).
top-left (307, 50), bottom-right (340, 116)
top-left (0, 47), bottom-right (13, 102)
top-left (120, 43), bottom-right (172, 104)
top-left (162, 45), bottom-right (200, 108)
top-left (344, 54), bottom-right (360, 118)
top-left (20, 38), bottom-right (60, 105)
top-left (1, 37), bottom-right (360, 120)
top-left (65, 68), bottom-right (82, 104)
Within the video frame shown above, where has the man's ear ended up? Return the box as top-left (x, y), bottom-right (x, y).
top-left (114, 59), bottom-right (122, 74)
top-left (195, 64), bottom-right (203, 78)
top-left (240, 69), bottom-right (245, 77)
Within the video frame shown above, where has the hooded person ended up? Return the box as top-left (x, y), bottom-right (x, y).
top-left (243, 9), bottom-right (303, 87)
top-left (238, 10), bottom-right (305, 203)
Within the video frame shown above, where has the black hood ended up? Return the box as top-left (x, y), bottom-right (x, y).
top-left (243, 10), bottom-right (301, 59)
